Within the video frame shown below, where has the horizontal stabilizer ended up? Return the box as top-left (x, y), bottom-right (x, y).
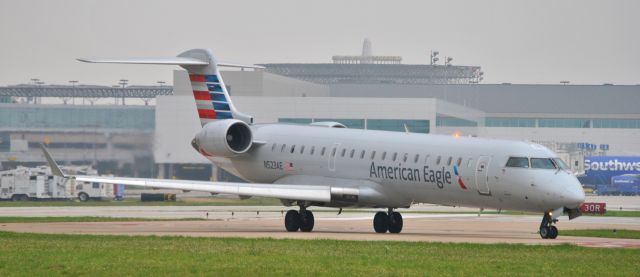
top-left (77, 58), bottom-right (263, 69)
top-left (77, 57), bottom-right (209, 66)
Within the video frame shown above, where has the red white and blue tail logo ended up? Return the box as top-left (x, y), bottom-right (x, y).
top-left (190, 74), bottom-right (233, 123)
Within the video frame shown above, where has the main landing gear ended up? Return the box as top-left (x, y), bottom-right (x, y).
top-left (284, 205), bottom-right (315, 232)
top-left (539, 212), bottom-right (558, 239)
top-left (373, 208), bottom-right (403, 234)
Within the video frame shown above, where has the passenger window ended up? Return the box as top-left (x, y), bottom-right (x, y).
top-left (310, 146), bottom-right (315, 155)
top-left (271, 143), bottom-right (276, 151)
top-left (290, 145), bottom-right (296, 153)
top-left (531, 158), bottom-right (556, 169)
top-left (506, 157), bottom-right (529, 168)
top-left (360, 150), bottom-right (365, 159)
top-left (281, 144), bottom-right (287, 152)
top-left (300, 145), bottom-right (305, 154)
top-left (456, 157), bottom-right (462, 166)
top-left (371, 151), bottom-right (376, 160)
top-left (341, 148), bottom-right (346, 157)
top-left (322, 147), bottom-right (326, 156)
top-left (436, 156), bottom-right (441, 165)
top-left (350, 149), bottom-right (355, 158)
top-left (402, 153), bottom-right (408, 163)
top-left (392, 152), bottom-right (398, 161)
top-left (467, 158), bottom-right (474, 168)
top-left (447, 157), bottom-right (452, 166)
top-left (330, 147), bottom-right (336, 157)
top-left (382, 152), bottom-right (387, 160)
top-left (414, 154), bottom-right (420, 163)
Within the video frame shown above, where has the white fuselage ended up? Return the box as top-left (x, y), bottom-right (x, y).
top-left (202, 123), bottom-right (585, 213)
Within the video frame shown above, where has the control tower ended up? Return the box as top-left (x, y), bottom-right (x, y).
top-left (332, 38), bottom-right (402, 65)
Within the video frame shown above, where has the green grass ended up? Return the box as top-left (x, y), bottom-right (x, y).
top-left (0, 216), bottom-right (204, 223)
top-left (563, 229), bottom-right (640, 240)
top-left (0, 197), bottom-right (282, 207)
top-left (0, 232), bottom-right (638, 276)
top-left (596, 210), bottom-right (640, 217)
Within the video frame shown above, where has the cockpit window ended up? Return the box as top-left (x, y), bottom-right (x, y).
top-left (506, 157), bottom-right (529, 168)
top-left (553, 158), bottom-right (569, 170)
top-left (531, 158), bottom-right (557, 169)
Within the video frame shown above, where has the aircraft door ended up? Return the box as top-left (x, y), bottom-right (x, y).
top-left (475, 155), bottom-right (491, 195)
top-left (328, 143), bottom-right (340, 172)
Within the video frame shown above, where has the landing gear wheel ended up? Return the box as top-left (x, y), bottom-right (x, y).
top-left (299, 210), bottom-right (315, 232)
top-left (373, 211), bottom-right (388, 233)
top-left (78, 192), bottom-right (89, 202)
top-left (539, 212), bottom-right (559, 239)
top-left (549, 226), bottom-right (558, 239)
top-left (388, 212), bottom-right (403, 234)
top-left (539, 226), bottom-right (550, 239)
top-left (285, 210), bottom-right (300, 232)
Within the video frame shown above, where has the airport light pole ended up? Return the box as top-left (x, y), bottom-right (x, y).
top-left (430, 50), bottom-right (439, 65)
top-left (69, 80), bottom-right (79, 105)
top-left (119, 79), bottom-right (128, 105)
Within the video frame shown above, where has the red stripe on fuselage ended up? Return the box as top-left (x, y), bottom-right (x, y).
top-left (189, 75), bottom-right (206, 82)
top-left (198, 109), bottom-right (216, 119)
top-left (193, 90), bottom-right (211, 100)
top-left (458, 179), bottom-right (467, 190)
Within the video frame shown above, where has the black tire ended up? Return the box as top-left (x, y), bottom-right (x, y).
top-left (539, 226), bottom-right (550, 239)
top-left (78, 192), bottom-right (89, 202)
top-left (11, 194), bottom-right (28, 202)
top-left (299, 210), bottom-right (315, 232)
top-left (388, 212), bottom-right (403, 234)
top-left (549, 226), bottom-right (558, 239)
top-left (285, 210), bottom-right (300, 232)
top-left (373, 211), bottom-right (388, 233)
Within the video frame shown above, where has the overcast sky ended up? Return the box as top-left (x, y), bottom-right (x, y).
top-left (0, 0), bottom-right (638, 86)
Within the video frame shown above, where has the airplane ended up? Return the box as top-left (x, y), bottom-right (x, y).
top-left (42, 48), bottom-right (585, 239)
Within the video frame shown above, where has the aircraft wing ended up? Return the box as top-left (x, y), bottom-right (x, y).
top-left (41, 144), bottom-right (330, 202)
top-left (73, 175), bottom-right (331, 202)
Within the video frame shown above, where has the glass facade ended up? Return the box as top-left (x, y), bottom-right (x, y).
top-left (0, 105), bottom-right (155, 130)
top-left (485, 117), bottom-right (535, 127)
top-left (315, 118), bottom-right (365, 129)
top-left (485, 117), bottom-right (640, 129)
top-left (367, 119), bottom-right (430, 133)
top-left (278, 118), bottom-right (429, 133)
top-left (278, 118), bottom-right (312, 124)
top-left (592, 119), bottom-right (640, 129)
top-left (436, 115), bottom-right (478, 127)
top-left (538, 118), bottom-right (590, 128)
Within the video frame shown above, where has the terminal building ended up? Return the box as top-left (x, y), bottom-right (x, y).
top-left (1, 41), bottom-right (638, 180)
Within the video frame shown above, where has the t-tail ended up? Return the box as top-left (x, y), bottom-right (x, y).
top-left (78, 48), bottom-right (261, 126)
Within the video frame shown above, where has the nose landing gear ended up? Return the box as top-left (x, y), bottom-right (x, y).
top-left (539, 212), bottom-right (558, 239)
top-left (373, 208), bottom-right (403, 234)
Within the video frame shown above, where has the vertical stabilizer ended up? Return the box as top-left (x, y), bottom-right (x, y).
top-left (78, 48), bottom-right (260, 126)
top-left (177, 49), bottom-right (253, 126)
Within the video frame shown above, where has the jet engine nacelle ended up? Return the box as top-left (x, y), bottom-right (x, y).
top-left (193, 119), bottom-right (253, 157)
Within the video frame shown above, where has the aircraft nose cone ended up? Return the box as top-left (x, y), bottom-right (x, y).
top-left (562, 177), bottom-right (586, 209)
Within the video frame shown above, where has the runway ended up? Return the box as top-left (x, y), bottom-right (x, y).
top-left (1, 206), bottom-right (639, 248)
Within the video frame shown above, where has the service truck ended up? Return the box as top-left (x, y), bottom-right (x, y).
top-left (0, 166), bottom-right (114, 201)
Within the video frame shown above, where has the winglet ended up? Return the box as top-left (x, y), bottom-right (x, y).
top-left (40, 143), bottom-right (66, 177)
